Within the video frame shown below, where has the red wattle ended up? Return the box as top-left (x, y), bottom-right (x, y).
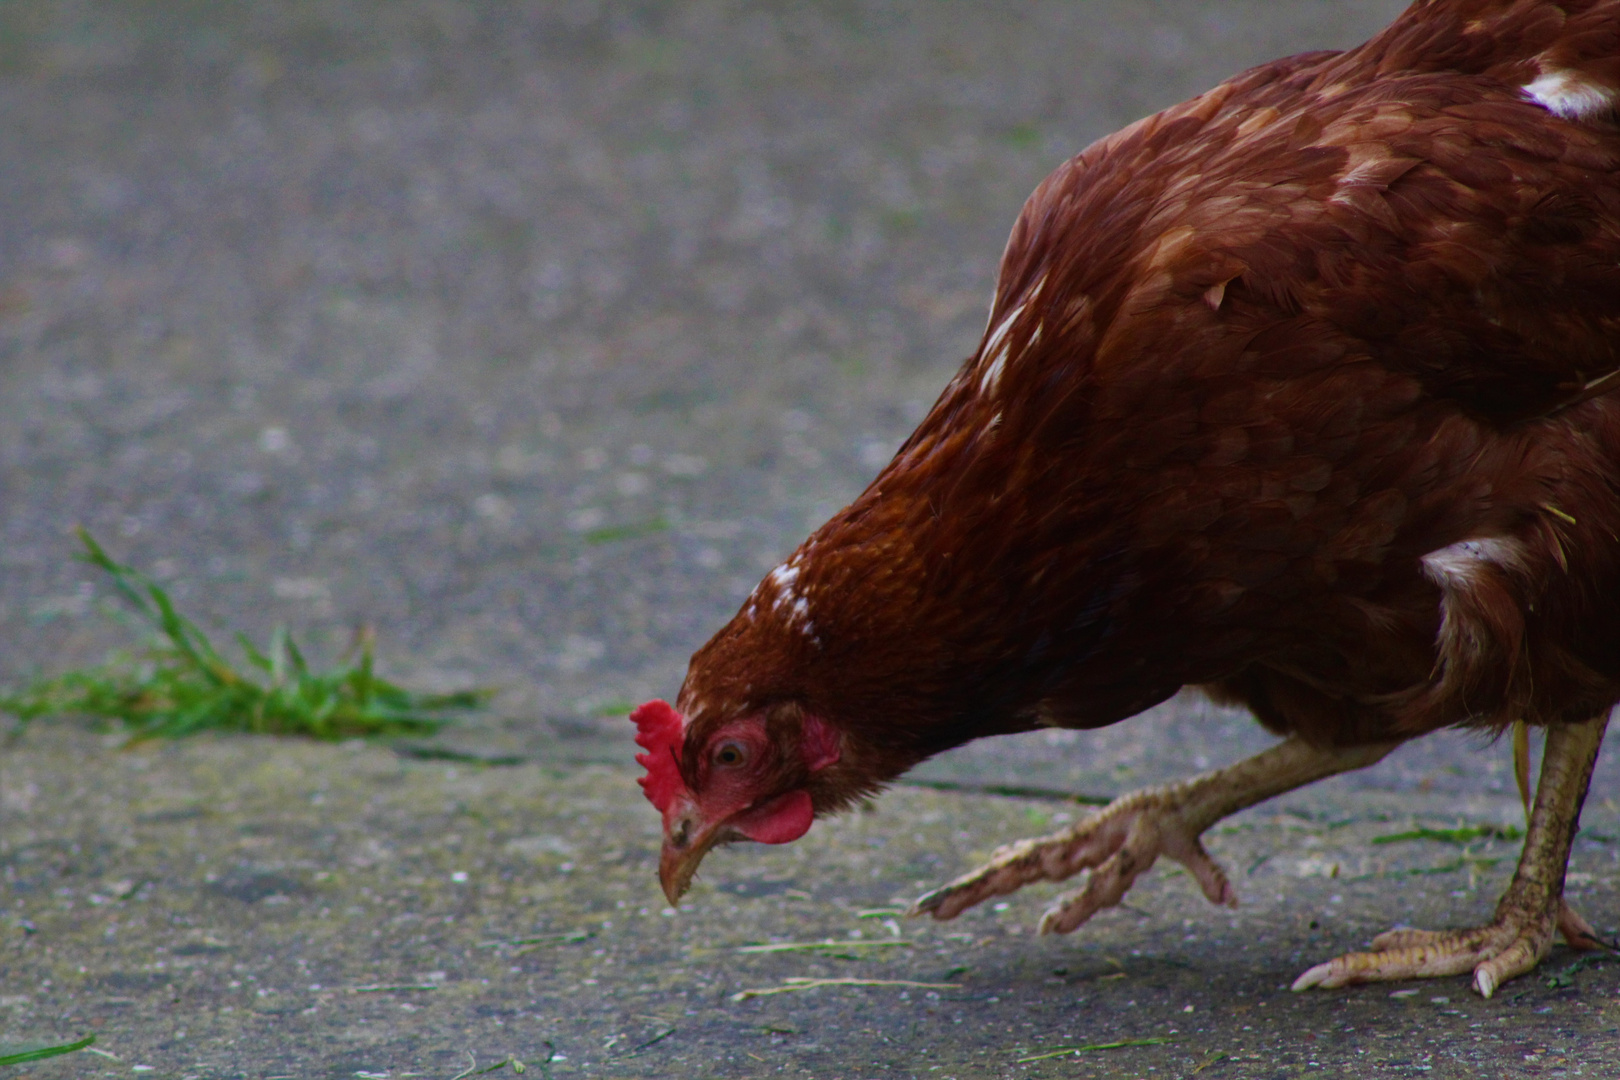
top-left (732, 789), bottom-right (814, 844)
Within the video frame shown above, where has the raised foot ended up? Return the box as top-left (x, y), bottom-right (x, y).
top-left (1292, 899), bottom-right (1602, 999)
top-left (908, 787), bottom-right (1237, 934)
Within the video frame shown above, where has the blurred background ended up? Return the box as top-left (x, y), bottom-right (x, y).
top-left (8, 0), bottom-right (1557, 802)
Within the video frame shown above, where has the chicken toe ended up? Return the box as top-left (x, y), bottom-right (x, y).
top-left (911, 736), bottom-right (1396, 927)
top-left (1557, 899), bottom-right (1611, 952)
top-left (1035, 813), bottom-right (1235, 935)
top-left (1293, 713), bottom-right (1607, 998)
top-left (1291, 898), bottom-right (1557, 997)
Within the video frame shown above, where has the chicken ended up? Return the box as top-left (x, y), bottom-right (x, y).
top-left (633, 0), bottom-right (1620, 997)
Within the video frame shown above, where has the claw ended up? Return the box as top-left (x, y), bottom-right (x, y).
top-left (1290, 961), bottom-right (1337, 993)
top-left (907, 886), bottom-right (950, 919)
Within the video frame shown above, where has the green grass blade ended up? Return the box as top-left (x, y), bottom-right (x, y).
top-left (1371, 824), bottom-right (1523, 846)
top-left (0, 1033), bottom-right (97, 1065)
top-left (235, 631), bottom-right (273, 673)
top-left (269, 626), bottom-right (289, 686)
top-left (74, 528), bottom-right (157, 619)
top-left (1016, 1038), bottom-right (1170, 1063)
top-left (353, 636), bottom-right (376, 704)
top-left (284, 632), bottom-right (310, 677)
top-left (76, 529), bottom-right (232, 685)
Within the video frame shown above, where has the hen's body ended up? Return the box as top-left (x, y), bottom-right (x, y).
top-left (647, 0), bottom-right (1620, 996)
top-left (691, 0), bottom-right (1620, 767)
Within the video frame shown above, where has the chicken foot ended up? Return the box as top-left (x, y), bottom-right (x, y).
top-left (1292, 712), bottom-right (1609, 998)
top-left (910, 736), bottom-right (1398, 931)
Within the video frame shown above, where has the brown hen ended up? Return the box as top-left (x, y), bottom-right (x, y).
top-left (634, 0), bottom-right (1620, 997)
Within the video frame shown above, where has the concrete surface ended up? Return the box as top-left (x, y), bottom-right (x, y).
top-left (4, 1), bottom-right (1620, 1077)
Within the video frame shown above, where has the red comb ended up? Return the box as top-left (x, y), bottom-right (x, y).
top-left (632, 699), bottom-right (688, 812)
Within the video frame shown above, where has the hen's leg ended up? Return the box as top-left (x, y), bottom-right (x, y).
top-left (1293, 712), bottom-right (1607, 998)
top-left (910, 736), bottom-right (1397, 931)
top-left (1514, 720), bottom-right (1608, 953)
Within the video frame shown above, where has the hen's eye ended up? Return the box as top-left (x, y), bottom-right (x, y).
top-left (714, 743), bottom-right (746, 767)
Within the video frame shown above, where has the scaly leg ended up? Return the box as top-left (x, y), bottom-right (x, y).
top-left (910, 736), bottom-right (1398, 932)
top-left (1513, 720), bottom-right (1608, 952)
top-left (1293, 712), bottom-right (1608, 998)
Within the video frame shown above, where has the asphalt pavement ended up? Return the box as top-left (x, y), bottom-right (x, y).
top-left (4, 2), bottom-right (1620, 1077)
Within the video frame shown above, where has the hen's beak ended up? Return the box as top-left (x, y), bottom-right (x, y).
top-left (658, 806), bottom-right (723, 906)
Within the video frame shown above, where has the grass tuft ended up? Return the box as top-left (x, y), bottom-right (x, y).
top-left (0, 529), bottom-right (487, 740)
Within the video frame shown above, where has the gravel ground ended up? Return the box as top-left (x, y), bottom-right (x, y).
top-left (6, 724), bottom-right (1620, 1079)
top-left (4, 1), bottom-right (1620, 1077)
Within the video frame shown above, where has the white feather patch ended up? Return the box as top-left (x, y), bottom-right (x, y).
top-left (767, 561), bottom-right (799, 594)
top-left (760, 559), bottom-right (817, 641)
top-left (1421, 537), bottom-right (1527, 589)
top-left (1523, 68), bottom-right (1615, 122)
top-left (977, 302), bottom-right (1024, 394)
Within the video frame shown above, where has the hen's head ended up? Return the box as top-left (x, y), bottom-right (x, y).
top-left (632, 697), bottom-right (843, 905)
